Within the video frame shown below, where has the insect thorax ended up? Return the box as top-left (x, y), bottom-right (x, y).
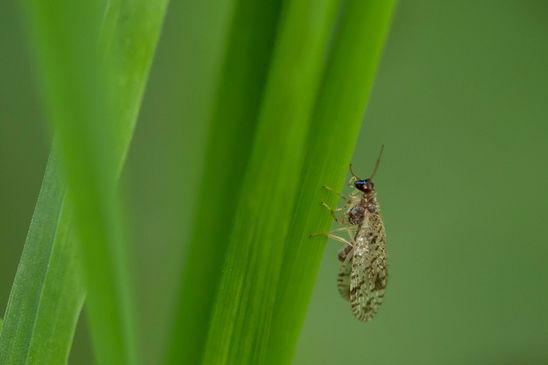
top-left (347, 192), bottom-right (379, 225)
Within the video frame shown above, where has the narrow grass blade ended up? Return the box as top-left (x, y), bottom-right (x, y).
top-left (100, 0), bottom-right (170, 172)
top-left (0, 0), bottom-right (168, 364)
top-left (164, 0), bottom-right (283, 363)
top-left (200, 0), bottom-right (341, 363)
top-left (25, 202), bottom-right (85, 364)
top-left (0, 154), bottom-right (84, 364)
top-left (268, 1), bottom-right (396, 363)
top-left (18, 0), bottom-right (135, 362)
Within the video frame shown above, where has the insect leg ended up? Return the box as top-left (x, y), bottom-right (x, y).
top-left (328, 226), bottom-right (356, 244)
top-left (320, 201), bottom-right (344, 223)
top-left (309, 231), bottom-right (353, 246)
top-left (322, 185), bottom-right (349, 200)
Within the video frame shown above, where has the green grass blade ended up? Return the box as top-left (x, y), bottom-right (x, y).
top-left (164, 0), bottom-right (283, 363)
top-left (0, 154), bottom-right (82, 365)
top-left (18, 0), bottom-right (134, 362)
top-left (267, 1), bottom-right (396, 363)
top-left (0, 0), bottom-right (168, 363)
top-left (100, 0), bottom-right (170, 172)
top-left (25, 201), bottom-right (85, 365)
top-left (200, 0), bottom-right (341, 363)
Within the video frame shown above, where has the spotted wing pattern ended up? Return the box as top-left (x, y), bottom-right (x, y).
top-left (337, 245), bottom-right (353, 300)
top-left (349, 209), bottom-right (387, 322)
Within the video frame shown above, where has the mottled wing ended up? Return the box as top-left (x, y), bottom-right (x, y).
top-left (337, 245), bottom-right (353, 301)
top-left (349, 212), bottom-right (387, 322)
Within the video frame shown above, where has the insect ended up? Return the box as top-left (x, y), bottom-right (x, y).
top-left (314, 145), bottom-right (387, 322)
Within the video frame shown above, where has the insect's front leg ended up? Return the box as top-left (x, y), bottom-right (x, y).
top-left (322, 185), bottom-right (349, 201)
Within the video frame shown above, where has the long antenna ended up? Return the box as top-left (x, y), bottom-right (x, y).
top-left (349, 163), bottom-right (361, 179)
top-left (369, 144), bottom-right (385, 180)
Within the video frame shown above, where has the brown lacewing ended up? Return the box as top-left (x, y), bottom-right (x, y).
top-left (315, 145), bottom-right (387, 322)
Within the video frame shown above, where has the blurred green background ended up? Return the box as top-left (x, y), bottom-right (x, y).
top-left (2, 1), bottom-right (548, 364)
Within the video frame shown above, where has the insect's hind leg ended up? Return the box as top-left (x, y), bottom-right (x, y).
top-left (328, 226), bottom-right (355, 245)
top-left (309, 226), bottom-right (355, 247)
top-left (309, 231), bottom-right (352, 246)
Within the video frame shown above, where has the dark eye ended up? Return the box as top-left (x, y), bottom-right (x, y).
top-left (354, 179), bottom-right (373, 192)
top-left (354, 179), bottom-right (366, 191)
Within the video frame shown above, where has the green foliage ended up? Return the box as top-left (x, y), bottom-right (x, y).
top-left (0, 0), bottom-right (168, 364)
top-left (164, 0), bottom-right (284, 362)
top-left (5, 2), bottom-right (548, 365)
top-left (0, 0), bottom-right (394, 363)
top-left (267, 2), bottom-right (396, 363)
top-left (167, 0), bottom-right (395, 364)
top-left (201, 0), bottom-right (342, 362)
top-left (0, 154), bottom-right (85, 365)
